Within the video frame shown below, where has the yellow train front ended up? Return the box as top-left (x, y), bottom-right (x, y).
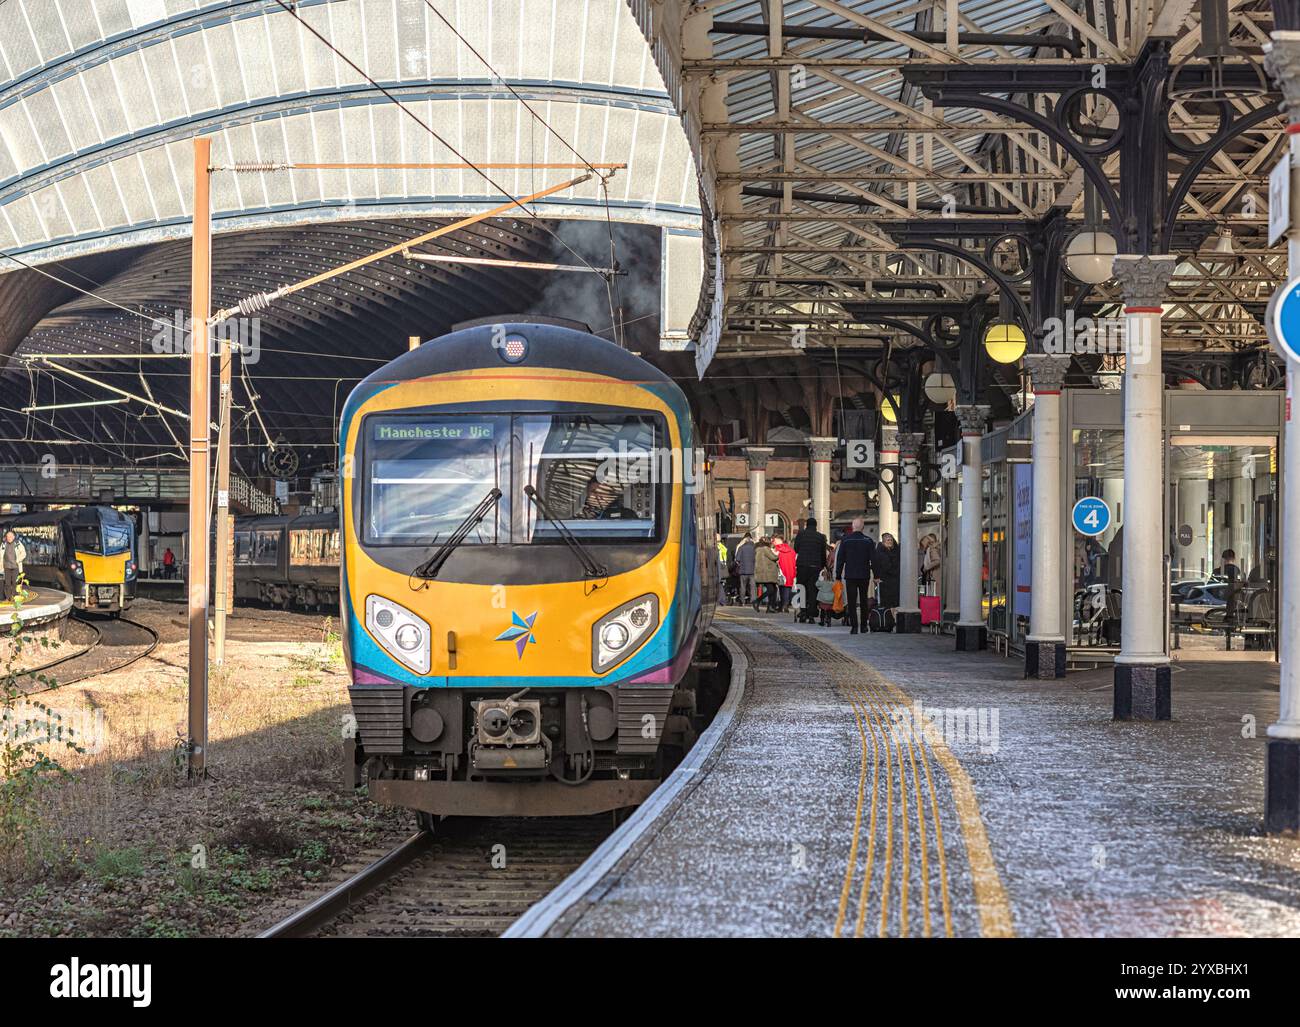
top-left (2, 505), bottom-right (137, 614)
top-left (340, 317), bottom-right (717, 819)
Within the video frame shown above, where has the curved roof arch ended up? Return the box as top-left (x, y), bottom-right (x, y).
top-left (0, 0), bottom-right (704, 264)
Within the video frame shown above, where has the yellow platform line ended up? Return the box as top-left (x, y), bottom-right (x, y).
top-left (833, 675), bottom-right (873, 938)
top-left (851, 678), bottom-right (882, 939)
top-left (876, 674), bottom-right (1015, 938)
top-left (762, 622), bottom-right (996, 938)
top-left (872, 670), bottom-right (953, 938)
top-left (859, 677), bottom-right (928, 938)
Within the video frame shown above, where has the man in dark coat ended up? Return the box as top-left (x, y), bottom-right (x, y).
top-left (872, 532), bottom-right (901, 631)
top-left (735, 531), bottom-right (756, 606)
top-left (835, 516), bottom-right (875, 634)
top-left (793, 517), bottom-right (828, 624)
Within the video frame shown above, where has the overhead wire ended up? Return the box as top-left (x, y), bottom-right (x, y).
top-left (268, 0), bottom-right (608, 282)
top-left (419, 0), bottom-right (626, 343)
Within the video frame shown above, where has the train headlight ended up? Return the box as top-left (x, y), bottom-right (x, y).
top-left (497, 333), bottom-right (529, 363)
top-left (365, 595), bottom-right (430, 674)
top-left (592, 594), bottom-right (659, 673)
top-left (394, 623), bottom-right (422, 652)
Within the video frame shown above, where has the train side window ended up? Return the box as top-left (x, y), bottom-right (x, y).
top-left (252, 529), bottom-right (279, 566)
top-left (289, 529), bottom-right (324, 566)
top-left (16, 524), bottom-right (60, 565)
top-left (234, 531), bottom-right (253, 565)
top-left (324, 529), bottom-right (340, 564)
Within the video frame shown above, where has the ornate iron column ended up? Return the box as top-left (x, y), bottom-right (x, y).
top-left (808, 436), bottom-right (837, 535)
top-left (954, 405), bottom-right (990, 651)
top-left (1022, 354), bottom-right (1070, 677)
top-left (744, 446), bottom-right (774, 537)
top-left (895, 431), bottom-right (925, 634)
top-left (877, 424), bottom-right (899, 540)
top-left (1111, 255), bottom-right (1178, 720)
top-left (1264, 25), bottom-right (1300, 831)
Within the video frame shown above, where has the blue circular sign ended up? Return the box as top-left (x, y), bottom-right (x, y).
top-left (1072, 496), bottom-right (1111, 537)
top-left (1267, 277), bottom-right (1300, 363)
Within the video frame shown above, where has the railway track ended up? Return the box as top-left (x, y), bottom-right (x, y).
top-left (259, 816), bottom-right (615, 938)
top-left (20, 613), bottom-right (159, 693)
top-left (259, 636), bottom-right (734, 939)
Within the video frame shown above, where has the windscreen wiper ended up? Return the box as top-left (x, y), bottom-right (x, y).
top-left (411, 487), bottom-right (502, 580)
top-left (523, 485), bottom-right (609, 581)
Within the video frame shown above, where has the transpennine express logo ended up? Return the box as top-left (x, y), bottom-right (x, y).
top-left (496, 611), bottom-right (539, 659)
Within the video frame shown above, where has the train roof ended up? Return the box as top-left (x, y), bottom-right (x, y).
top-left (2, 505), bottom-right (130, 527)
top-left (356, 318), bottom-right (677, 391)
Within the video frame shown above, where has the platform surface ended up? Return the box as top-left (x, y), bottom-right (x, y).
top-left (0, 586), bottom-right (72, 626)
top-left (542, 609), bottom-right (1300, 938)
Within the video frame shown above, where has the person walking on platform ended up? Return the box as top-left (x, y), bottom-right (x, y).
top-left (793, 517), bottom-right (828, 624)
top-left (835, 516), bottom-right (875, 634)
top-left (773, 534), bottom-right (796, 611)
top-left (920, 533), bottom-right (941, 591)
top-left (2, 529), bottom-right (27, 603)
top-left (872, 533), bottom-right (901, 632)
top-left (754, 536), bottom-right (779, 611)
top-left (714, 533), bottom-right (729, 605)
top-left (735, 531), bottom-right (756, 606)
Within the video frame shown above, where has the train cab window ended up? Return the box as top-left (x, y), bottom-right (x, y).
top-left (364, 415), bottom-right (510, 545)
top-left (102, 520), bottom-right (132, 555)
top-left (517, 413), bottom-right (661, 542)
top-left (72, 526), bottom-right (100, 553)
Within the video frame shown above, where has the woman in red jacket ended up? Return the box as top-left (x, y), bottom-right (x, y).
top-left (772, 534), bottom-right (797, 612)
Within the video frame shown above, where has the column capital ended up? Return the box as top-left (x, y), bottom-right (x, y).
top-left (1112, 255), bottom-right (1177, 310)
top-left (1265, 32), bottom-right (1300, 116)
top-left (743, 445), bottom-right (774, 471)
top-left (1023, 353), bottom-right (1071, 394)
top-left (896, 432), bottom-right (925, 459)
top-left (807, 436), bottom-right (837, 462)
top-left (954, 405), bottom-right (990, 436)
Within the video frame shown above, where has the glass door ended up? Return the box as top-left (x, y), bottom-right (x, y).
top-left (1167, 436), bottom-right (1278, 657)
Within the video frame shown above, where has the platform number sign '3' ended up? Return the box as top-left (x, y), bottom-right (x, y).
top-left (1071, 496), bottom-right (1111, 537)
top-left (845, 439), bottom-right (874, 470)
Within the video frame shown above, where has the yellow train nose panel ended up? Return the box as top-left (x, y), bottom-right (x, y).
top-left (75, 551), bottom-right (130, 584)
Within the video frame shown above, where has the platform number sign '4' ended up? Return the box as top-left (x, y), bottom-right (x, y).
top-left (1071, 496), bottom-right (1111, 537)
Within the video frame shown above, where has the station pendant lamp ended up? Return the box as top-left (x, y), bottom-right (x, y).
top-left (983, 322), bottom-right (1027, 364)
top-left (923, 372), bottom-right (956, 405)
top-left (1064, 181), bottom-right (1117, 285)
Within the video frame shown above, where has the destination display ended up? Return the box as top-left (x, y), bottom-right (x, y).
top-left (373, 422), bottom-right (495, 442)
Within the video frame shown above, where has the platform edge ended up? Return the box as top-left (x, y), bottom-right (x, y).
top-left (502, 628), bottom-right (748, 938)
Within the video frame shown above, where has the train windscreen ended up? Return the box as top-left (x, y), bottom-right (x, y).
top-left (361, 412), bottom-right (662, 545)
top-left (364, 416), bottom-right (510, 545)
top-left (71, 516), bottom-right (132, 556)
top-left (517, 414), bottom-right (660, 542)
